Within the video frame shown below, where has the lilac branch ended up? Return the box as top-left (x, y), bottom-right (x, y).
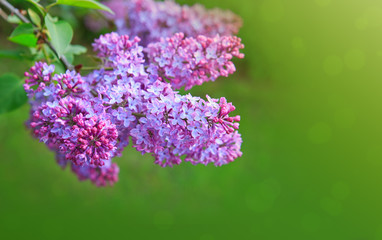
top-left (0, 0), bottom-right (73, 70)
top-left (0, 0), bottom-right (29, 23)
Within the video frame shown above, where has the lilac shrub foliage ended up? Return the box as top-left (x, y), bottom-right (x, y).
top-left (25, 0), bottom-right (244, 186)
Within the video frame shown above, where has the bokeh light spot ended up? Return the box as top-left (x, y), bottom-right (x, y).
top-left (308, 122), bottom-right (332, 144)
top-left (355, 7), bottom-right (382, 30)
top-left (315, 0), bottom-right (332, 7)
top-left (334, 107), bottom-right (356, 129)
top-left (291, 37), bottom-right (306, 57)
top-left (367, 145), bottom-right (382, 164)
top-left (344, 49), bottom-right (365, 70)
top-left (256, 151), bottom-right (272, 172)
top-left (323, 55), bottom-right (343, 76)
top-left (153, 211), bottom-right (173, 230)
top-left (355, 17), bottom-right (369, 30)
top-left (331, 181), bottom-right (350, 201)
top-left (320, 197), bottom-right (342, 216)
top-left (375, 224), bottom-right (382, 240)
top-left (200, 234), bottom-right (215, 240)
top-left (301, 212), bottom-right (321, 232)
top-left (260, 0), bottom-right (284, 23)
top-left (246, 178), bottom-right (281, 212)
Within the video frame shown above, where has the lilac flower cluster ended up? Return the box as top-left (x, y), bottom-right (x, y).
top-left (90, 33), bottom-right (242, 167)
top-left (25, 65), bottom-right (120, 186)
top-left (103, 0), bottom-right (242, 45)
top-left (146, 32), bottom-right (244, 90)
top-left (25, 1), bottom-right (244, 186)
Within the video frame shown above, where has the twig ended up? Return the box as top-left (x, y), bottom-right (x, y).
top-left (132, 112), bottom-right (146, 118)
top-left (81, 66), bottom-right (114, 71)
top-left (0, 0), bottom-right (73, 70)
top-left (0, 6), bottom-right (8, 21)
top-left (0, 0), bottom-right (29, 23)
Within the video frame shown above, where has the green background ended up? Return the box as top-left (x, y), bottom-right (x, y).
top-left (1, 0), bottom-right (381, 239)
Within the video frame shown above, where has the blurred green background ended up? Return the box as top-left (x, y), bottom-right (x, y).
top-left (1, 0), bottom-right (381, 239)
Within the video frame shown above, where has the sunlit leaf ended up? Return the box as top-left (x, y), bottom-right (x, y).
top-left (25, 0), bottom-right (45, 17)
top-left (8, 23), bottom-right (38, 47)
top-left (45, 15), bottom-right (73, 57)
top-left (28, 9), bottom-right (41, 27)
top-left (7, 15), bottom-right (21, 24)
top-left (63, 44), bottom-right (87, 64)
top-left (55, 0), bottom-right (113, 14)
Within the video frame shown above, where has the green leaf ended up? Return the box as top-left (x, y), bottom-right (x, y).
top-left (28, 9), bottom-right (41, 27)
top-left (7, 15), bottom-right (21, 24)
top-left (8, 23), bottom-right (38, 47)
top-left (0, 74), bottom-right (27, 114)
top-left (25, 0), bottom-right (45, 17)
top-left (66, 45), bottom-right (87, 55)
top-left (45, 15), bottom-right (73, 57)
top-left (63, 45), bottom-right (87, 64)
top-left (53, 62), bottom-right (66, 74)
top-left (55, 0), bottom-right (113, 14)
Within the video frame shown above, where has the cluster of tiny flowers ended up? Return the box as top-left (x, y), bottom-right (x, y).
top-left (89, 33), bottom-right (242, 167)
top-left (25, 64), bottom-right (120, 186)
top-left (25, 0), bottom-right (244, 186)
top-left (102, 0), bottom-right (242, 45)
top-left (146, 32), bottom-right (244, 90)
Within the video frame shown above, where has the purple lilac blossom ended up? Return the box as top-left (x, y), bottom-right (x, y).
top-left (28, 96), bottom-right (118, 167)
top-left (89, 32), bottom-right (242, 167)
top-left (104, 0), bottom-right (242, 46)
top-left (146, 32), bottom-right (244, 90)
top-left (25, 8), bottom-right (244, 186)
top-left (56, 153), bottom-right (119, 186)
top-left (24, 63), bottom-right (120, 186)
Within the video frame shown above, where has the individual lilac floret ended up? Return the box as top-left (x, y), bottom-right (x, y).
top-left (212, 97), bottom-right (241, 134)
top-left (104, 0), bottom-right (242, 45)
top-left (146, 32), bottom-right (244, 90)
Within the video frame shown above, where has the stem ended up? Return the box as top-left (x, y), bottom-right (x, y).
top-left (42, 45), bottom-right (51, 64)
top-left (45, 2), bottom-right (58, 12)
top-left (45, 41), bottom-right (73, 70)
top-left (81, 66), bottom-right (114, 71)
top-left (0, 0), bottom-right (73, 70)
top-left (0, 6), bottom-right (8, 20)
top-left (0, 0), bottom-right (29, 23)
top-left (132, 112), bottom-right (146, 118)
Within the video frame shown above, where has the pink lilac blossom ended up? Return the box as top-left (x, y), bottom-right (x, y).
top-left (27, 96), bottom-right (118, 167)
top-left (25, 0), bottom-right (244, 186)
top-left (146, 32), bottom-right (244, 90)
top-left (104, 0), bottom-right (242, 45)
